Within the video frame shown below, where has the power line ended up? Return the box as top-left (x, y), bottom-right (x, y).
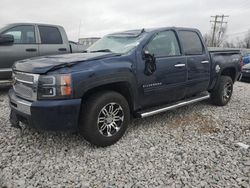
top-left (220, 0), bottom-right (250, 15)
top-left (228, 30), bottom-right (249, 37)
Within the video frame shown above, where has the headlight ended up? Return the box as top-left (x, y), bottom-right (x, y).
top-left (38, 74), bottom-right (72, 100)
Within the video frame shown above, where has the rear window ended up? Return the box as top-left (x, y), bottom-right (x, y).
top-left (179, 31), bottom-right (203, 55)
top-left (38, 26), bottom-right (63, 44)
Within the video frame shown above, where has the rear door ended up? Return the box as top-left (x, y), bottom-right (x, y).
top-left (0, 25), bottom-right (38, 79)
top-left (38, 25), bottom-right (70, 56)
top-left (178, 30), bottom-right (210, 96)
top-left (137, 30), bottom-right (187, 108)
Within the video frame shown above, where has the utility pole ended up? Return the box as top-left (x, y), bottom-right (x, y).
top-left (211, 15), bottom-right (218, 47)
top-left (78, 20), bottom-right (82, 43)
top-left (210, 15), bottom-right (229, 47)
top-left (217, 15), bottom-right (229, 46)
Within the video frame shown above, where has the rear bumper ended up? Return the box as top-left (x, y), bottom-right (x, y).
top-left (9, 89), bottom-right (82, 131)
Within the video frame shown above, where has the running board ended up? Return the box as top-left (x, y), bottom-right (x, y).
top-left (138, 94), bottom-right (210, 118)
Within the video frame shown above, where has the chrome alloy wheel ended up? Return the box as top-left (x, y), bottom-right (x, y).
top-left (97, 102), bottom-right (124, 137)
top-left (223, 82), bottom-right (233, 101)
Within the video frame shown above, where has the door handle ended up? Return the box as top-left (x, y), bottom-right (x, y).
top-left (174, 64), bottom-right (186, 68)
top-left (58, 48), bottom-right (67, 52)
top-left (201, 60), bottom-right (209, 64)
top-left (26, 48), bottom-right (37, 52)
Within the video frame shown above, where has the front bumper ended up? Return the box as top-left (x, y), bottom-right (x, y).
top-left (241, 71), bottom-right (250, 78)
top-left (8, 89), bottom-right (82, 131)
top-left (0, 68), bottom-right (12, 80)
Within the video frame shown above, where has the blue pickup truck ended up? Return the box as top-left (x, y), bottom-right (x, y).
top-left (9, 27), bottom-right (242, 147)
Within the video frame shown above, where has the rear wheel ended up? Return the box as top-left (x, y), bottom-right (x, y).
top-left (210, 76), bottom-right (233, 106)
top-left (79, 91), bottom-right (130, 147)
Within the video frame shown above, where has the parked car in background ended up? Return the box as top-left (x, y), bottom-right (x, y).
top-left (9, 27), bottom-right (242, 147)
top-left (69, 41), bottom-right (86, 53)
top-left (241, 63), bottom-right (250, 81)
top-left (0, 23), bottom-right (84, 84)
top-left (241, 48), bottom-right (250, 65)
top-left (78, 37), bottom-right (100, 50)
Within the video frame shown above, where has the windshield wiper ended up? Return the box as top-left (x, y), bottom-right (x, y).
top-left (90, 49), bottom-right (112, 53)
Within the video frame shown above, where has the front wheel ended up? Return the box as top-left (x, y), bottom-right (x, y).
top-left (210, 76), bottom-right (233, 106)
top-left (79, 91), bottom-right (130, 147)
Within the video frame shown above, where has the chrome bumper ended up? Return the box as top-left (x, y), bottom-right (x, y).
top-left (9, 89), bottom-right (81, 131)
top-left (0, 68), bottom-right (12, 81)
top-left (0, 79), bottom-right (12, 85)
top-left (9, 91), bottom-right (32, 115)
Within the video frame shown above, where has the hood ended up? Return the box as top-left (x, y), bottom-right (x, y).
top-left (13, 52), bottom-right (121, 74)
top-left (243, 63), bottom-right (250, 69)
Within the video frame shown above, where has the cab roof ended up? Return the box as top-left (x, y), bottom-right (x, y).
top-left (109, 27), bottom-right (200, 37)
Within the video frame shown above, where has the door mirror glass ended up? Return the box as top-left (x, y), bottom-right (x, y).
top-left (0, 34), bottom-right (14, 45)
top-left (143, 50), bottom-right (154, 61)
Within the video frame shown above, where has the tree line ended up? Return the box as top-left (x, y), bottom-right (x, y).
top-left (203, 26), bottom-right (250, 48)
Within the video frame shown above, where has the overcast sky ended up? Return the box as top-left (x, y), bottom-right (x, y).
top-left (0, 0), bottom-right (249, 41)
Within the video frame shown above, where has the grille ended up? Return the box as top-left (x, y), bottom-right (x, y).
top-left (15, 73), bottom-right (34, 83)
top-left (15, 83), bottom-right (33, 99)
top-left (13, 72), bottom-right (39, 101)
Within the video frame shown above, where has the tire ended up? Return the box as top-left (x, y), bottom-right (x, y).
top-left (79, 91), bottom-right (130, 147)
top-left (210, 76), bottom-right (233, 106)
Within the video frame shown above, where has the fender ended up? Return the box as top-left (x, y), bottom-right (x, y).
top-left (209, 66), bottom-right (238, 91)
top-left (208, 51), bottom-right (241, 91)
top-left (73, 70), bottom-right (140, 111)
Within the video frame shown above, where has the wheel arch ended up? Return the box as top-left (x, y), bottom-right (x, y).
top-left (81, 81), bottom-right (137, 113)
top-left (220, 67), bottom-right (237, 82)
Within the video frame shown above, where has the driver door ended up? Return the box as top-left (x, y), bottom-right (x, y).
top-left (137, 30), bottom-right (187, 108)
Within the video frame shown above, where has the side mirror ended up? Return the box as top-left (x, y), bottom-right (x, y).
top-left (143, 50), bottom-right (156, 76)
top-left (0, 34), bottom-right (14, 45)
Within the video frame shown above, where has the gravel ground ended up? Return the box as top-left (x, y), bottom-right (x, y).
top-left (0, 82), bottom-right (249, 188)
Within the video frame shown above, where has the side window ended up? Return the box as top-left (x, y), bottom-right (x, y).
top-left (179, 31), bottom-right (203, 55)
top-left (3, 25), bottom-right (36, 44)
top-left (38, 26), bottom-right (63, 44)
top-left (146, 31), bottom-right (181, 57)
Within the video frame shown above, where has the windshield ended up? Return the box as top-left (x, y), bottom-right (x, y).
top-left (87, 34), bottom-right (145, 54)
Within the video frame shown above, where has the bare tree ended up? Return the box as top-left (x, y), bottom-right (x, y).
top-left (216, 26), bottom-right (228, 47)
top-left (203, 33), bottom-right (212, 47)
top-left (203, 25), bottom-right (228, 47)
top-left (243, 30), bottom-right (250, 48)
top-left (223, 30), bottom-right (250, 48)
top-left (235, 37), bottom-right (245, 48)
top-left (223, 41), bottom-right (235, 48)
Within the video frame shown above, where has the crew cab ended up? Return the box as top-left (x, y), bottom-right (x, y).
top-left (0, 23), bottom-right (83, 84)
top-left (9, 27), bottom-right (242, 147)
